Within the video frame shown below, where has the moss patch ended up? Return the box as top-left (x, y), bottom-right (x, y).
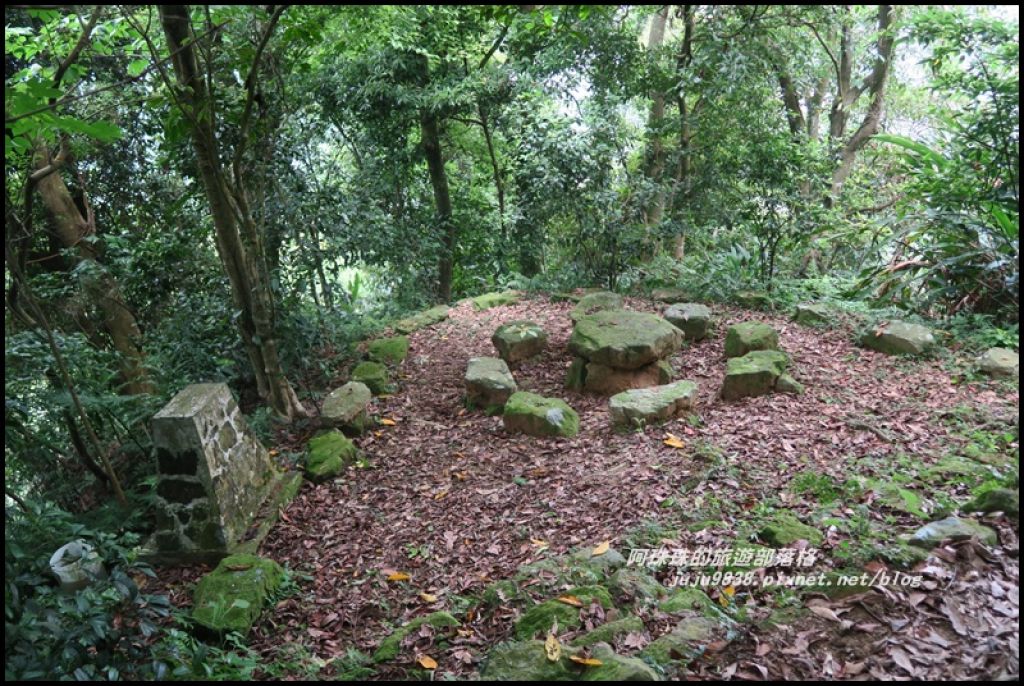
top-left (192, 554), bottom-right (284, 635)
top-left (372, 611), bottom-right (460, 663)
top-left (759, 512), bottom-right (823, 547)
top-left (472, 290), bottom-right (520, 311)
top-left (305, 430), bottom-right (360, 483)
top-left (367, 336), bottom-right (409, 365)
top-left (351, 361), bottom-right (390, 395)
top-left (503, 391), bottom-right (579, 438)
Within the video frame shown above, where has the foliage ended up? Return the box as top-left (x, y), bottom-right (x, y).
top-left (4, 500), bottom-right (171, 681)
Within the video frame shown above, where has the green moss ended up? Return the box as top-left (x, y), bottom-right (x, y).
top-left (607, 568), bottom-right (665, 602)
top-left (721, 350), bottom-right (790, 400)
top-left (394, 305), bottom-right (450, 334)
top-left (472, 290), bottom-right (520, 311)
top-left (570, 615), bottom-right (645, 647)
top-left (734, 290), bottom-right (771, 310)
top-left (565, 357), bottom-right (588, 391)
top-left (659, 588), bottom-right (722, 617)
top-left (759, 512), bottom-right (823, 547)
top-left (306, 430), bottom-right (360, 483)
top-left (503, 391), bottom-right (579, 438)
top-left (724, 322), bottom-right (779, 358)
top-left (581, 644), bottom-right (660, 680)
top-left (639, 616), bottom-right (721, 664)
top-left (922, 456), bottom-right (991, 486)
top-left (513, 586), bottom-right (614, 639)
top-left (372, 611), bottom-right (460, 663)
top-left (568, 310), bottom-right (682, 369)
top-left (367, 336), bottom-right (409, 365)
top-left (351, 361), bottom-right (390, 395)
top-left (192, 554), bottom-right (284, 635)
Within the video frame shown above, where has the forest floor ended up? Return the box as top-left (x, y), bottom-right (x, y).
top-left (159, 293), bottom-right (1018, 680)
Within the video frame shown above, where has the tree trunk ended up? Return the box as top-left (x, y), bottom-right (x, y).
top-left (642, 5), bottom-right (671, 237)
top-left (32, 144), bottom-right (153, 395)
top-left (160, 4), bottom-right (307, 421)
top-left (420, 106), bottom-right (455, 302)
top-left (831, 5), bottom-right (895, 199)
top-left (826, 6), bottom-right (895, 202)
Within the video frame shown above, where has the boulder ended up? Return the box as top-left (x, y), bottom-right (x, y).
top-left (963, 488), bottom-right (1018, 518)
top-left (480, 640), bottom-right (576, 681)
top-left (977, 347), bottom-right (1019, 378)
top-left (503, 392), bottom-right (579, 438)
top-left (570, 291), bottom-right (625, 322)
top-left (861, 320), bottom-right (936, 356)
top-left (724, 322), bottom-right (779, 358)
top-left (367, 336), bottom-right (409, 365)
top-left (651, 287), bottom-right (689, 304)
top-left (372, 611), bottom-right (460, 662)
top-left (192, 554), bottom-right (284, 635)
top-left (583, 359), bottom-right (673, 395)
top-left (735, 290), bottom-right (771, 309)
top-left (759, 512), bottom-right (823, 546)
top-left (721, 350), bottom-right (789, 401)
top-left (664, 303), bottom-right (711, 341)
top-left (465, 357), bottom-right (518, 410)
top-left (351, 361), bottom-right (390, 395)
top-left (570, 310), bottom-right (683, 370)
top-left (793, 303), bottom-right (831, 326)
top-left (908, 516), bottom-right (997, 549)
top-left (492, 321), bottom-right (548, 363)
top-left (472, 290), bottom-right (520, 311)
top-left (305, 430), bottom-right (360, 483)
top-left (394, 305), bottom-right (450, 334)
top-left (322, 382), bottom-right (372, 433)
top-left (584, 643), bottom-right (661, 680)
top-left (608, 380), bottom-right (698, 429)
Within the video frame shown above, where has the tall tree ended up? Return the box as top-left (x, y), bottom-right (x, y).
top-left (156, 5), bottom-right (307, 420)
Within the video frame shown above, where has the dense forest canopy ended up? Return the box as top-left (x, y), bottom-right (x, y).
top-left (4, 4), bottom-right (1019, 681)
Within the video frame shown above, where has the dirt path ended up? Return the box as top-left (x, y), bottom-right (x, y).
top-left (247, 294), bottom-right (1018, 679)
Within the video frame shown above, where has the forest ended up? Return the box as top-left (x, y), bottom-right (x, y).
top-left (4, 4), bottom-right (1019, 682)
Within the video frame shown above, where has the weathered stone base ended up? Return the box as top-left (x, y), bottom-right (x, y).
top-left (579, 360), bottom-right (673, 395)
top-left (143, 471), bottom-right (302, 566)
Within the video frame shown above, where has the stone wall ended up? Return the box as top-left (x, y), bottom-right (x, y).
top-left (151, 383), bottom-right (277, 559)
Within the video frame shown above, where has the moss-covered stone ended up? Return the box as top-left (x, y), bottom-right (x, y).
top-left (922, 456), bottom-right (990, 486)
top-left (793, 303), bottom-right (831, 326)
top-left (394, 305), bottom-right (450, 334)
top-left (908, 516), bottom-right (998, 549)
top-left (322, 381), bottom-right (372, 433)
top-left (583, 359), bottom-right (673, 395)
top-left (481, 579), bottom-right (522, 607)
top-left (570, 615), bottom-right (645, 647)
top-left (192, 554), bottom-right (284, 635)
top-left (963, 488), bottom-right (1019, 517)
top-left (663, 303), bottom-right (712, 340)
top-left (977, 347), bottom-right (1019, 378)
top-left (465, 356), bottom-right (518, 409)
top-left (861, 320), bottom-right (936, 356)
top-left (492, 321), bottom-right (547, 363)
top-left (305, 430), bottom-right (361, 483)
top-left (372, 611), bottom-right (460, 662)
top-left (351, 361), bottom-right (390, 395)
top-left (607, 568), bottom-right (665, 602)
top-left (479, 640), bottom-right (576, 681)
top-left (724, 322), bottom-right (779, 358)
top-left (503, 391), bottom-right (579, 438)
top-left (721, 350), bottom-right (790, 401)
top-left (367, 336), bottom-right (409, 365)
top-left (639, 615), bottom-right (722, 664)
top-left (582, 643), bottom-right (661, 681)
top-left (734, 290), bottom-right (771, 310)
top-left (514, 586), bottom-right (614, 639)
top-left (570, 310), bottom-right (683, 370)
top-left (651, 287), bottom-right (689, 304)
top-left (570, 291), bottom-right (625, 322)
top-left (759, 512), bottom-right (823, 547)
top-left (472, 290), bottom-right (520, 311)
top-left (658, 587), bottom-right (722, 617)
top-left (608, 380), bottom-right (698, 430)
